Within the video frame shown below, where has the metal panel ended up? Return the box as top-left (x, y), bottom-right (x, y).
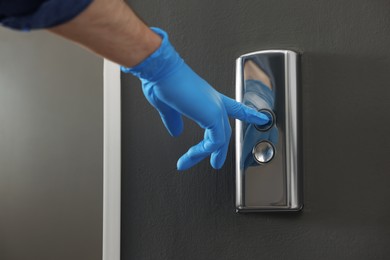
top-left (235, 50), bottom-right (302, 212)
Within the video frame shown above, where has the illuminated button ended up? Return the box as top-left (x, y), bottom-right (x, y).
top-left (252, 141), bottom-right (275, 164)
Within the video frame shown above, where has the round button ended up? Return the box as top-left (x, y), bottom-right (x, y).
top-left (252, 141), bottom-right (275, 164)
top-left (255, 109), bottom-right (275, 132)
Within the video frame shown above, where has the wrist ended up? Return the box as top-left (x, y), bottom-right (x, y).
top-left (121, 28), bottom-right (183, 82)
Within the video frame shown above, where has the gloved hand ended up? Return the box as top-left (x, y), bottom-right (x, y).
top-left (121, 27), bottom-right (269, 170)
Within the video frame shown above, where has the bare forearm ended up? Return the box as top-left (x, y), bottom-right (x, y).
top-left (48, 0), bottom-right (161, 67)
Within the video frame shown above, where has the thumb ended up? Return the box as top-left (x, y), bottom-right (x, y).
top-left (158, 108), bottom-right (184, 137)
top-left (145, 92), bottom-right (184, 137)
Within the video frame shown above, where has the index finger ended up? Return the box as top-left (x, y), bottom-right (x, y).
top-left (220, 94), bottom-right (269, 125)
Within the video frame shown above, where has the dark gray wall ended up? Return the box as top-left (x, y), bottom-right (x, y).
top-left (122, 0), bottom-right (390, 259)
top-left (0, 29), bottom-right (103, 260)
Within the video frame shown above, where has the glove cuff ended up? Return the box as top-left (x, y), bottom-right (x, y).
top-left (121, 27), bottom-right (184, 82)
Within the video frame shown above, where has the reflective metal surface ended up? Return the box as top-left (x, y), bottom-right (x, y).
top-left (252, 141), bottom-right (275, 164)
top-left (235, 50), bottom-right (302, 212)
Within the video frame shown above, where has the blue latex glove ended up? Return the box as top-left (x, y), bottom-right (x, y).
top-left (121, 27), bottom-right (269, 170)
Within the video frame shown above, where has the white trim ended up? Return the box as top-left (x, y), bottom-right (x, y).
top-left (103, 60), bottom-right (121, 260)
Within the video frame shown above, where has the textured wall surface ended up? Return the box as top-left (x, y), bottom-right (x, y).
top-left (0, 29), bottom-right (103, 260)
top-left (122, 0), bottom-right (390, 259)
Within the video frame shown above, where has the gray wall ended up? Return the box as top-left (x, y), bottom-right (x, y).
top-left (121, 0), bottom-right (390, 259)
top-left (0, 28), bottom-right (103, 260)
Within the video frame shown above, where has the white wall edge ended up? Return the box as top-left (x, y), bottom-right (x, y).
top-left (103, 59), bottom-right (121, 260)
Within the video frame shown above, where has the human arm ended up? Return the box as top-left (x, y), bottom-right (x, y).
top-left (1, 0), bottom-right (270, 170)
top-left (48, 0), bottom-right (160, 67)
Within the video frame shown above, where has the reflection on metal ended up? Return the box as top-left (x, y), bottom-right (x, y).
top-left (252, 141), bottom-right (275, 164)
top-left (235, 50), bottom-right (302, 212)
